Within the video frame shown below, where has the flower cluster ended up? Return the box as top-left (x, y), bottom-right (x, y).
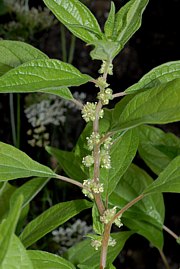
top-left (86, 132), bottom-right (100, 150)
top-left (97, 88), bottom-right (113, 105)
top-left (100, 206), bottom-right (123, 228)
top-left (81, 102), bottom-right (104, 122)
top-left (82, 179), bottom-right (104, 199)
top-left (99, 60), bottom-right (113, 75)
top-left (91, 236), bottom-right (116, 251)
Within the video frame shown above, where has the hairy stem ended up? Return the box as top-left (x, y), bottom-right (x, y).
top-left (60, 24), bottom-right (67, 62)
top-left (158, 249), bottom-right (170, 269)
top-left (111, 194), bottom-right (144, 223)
top-left (100, 223), bottom-right (112, 269)
top-left (163, 225), bottom-right (179, 240)
top-left (112, 91), bottom-right (126, 99)
top-left (55, 174), bottom-right (84, 189)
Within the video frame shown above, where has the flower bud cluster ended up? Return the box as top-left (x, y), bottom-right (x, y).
top-left (100, 137), bottom-right (112, 169)
top-left (99, 60), bottom-right (113, 75)
top-left (82, 102), bottom-right (104, 122)
top-left (97, 88), bottom-right (113, 105)
top-left (82, 179), bottom-right (104, 196)
top-left (91, 236), bottom-right (116, 250)
top-left (86, 132), bottom-right (100, 150)
top-left (100, 206), bottom-right (123, 228)
top-left (82, 155), bottom-right (94, 167)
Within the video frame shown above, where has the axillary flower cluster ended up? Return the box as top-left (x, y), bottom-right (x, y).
top-left (81, 60), bottom-right (114, 199)
top-left (81, 61), bottom-right (123, 250)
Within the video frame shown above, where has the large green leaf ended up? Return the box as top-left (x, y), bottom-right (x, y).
top-left (112, 0), bottom-right (148, 53)
top-left (0, 59), bottom-right (92, 100)
top-left (46, 146), bottom-right (88, 181)
top-left (64, 231), bottom-right (133, 268)
top-left (0, 195), bottom-right (23, 265)
top-left (104, 2), bottom-right (116, 40)
top-left (138, 125), bottom-right (180, 175)
top-left (0, 40), bottom-right (48, 76)
top-left (0, 182), bottom-right (16, 221)
top-left (125, 61), bottom-right (180, 94)
top-left (112, 79), bottom-right (180, 131)
top-left (0, 142), bottom-right (56, 181)
top-left (10, 178), bottom-right (50, 209)
top-left (1, 235), bottom-right (33, 269)
top-left (101, 128), bottom-right (139, 196)
top-left (143, 156), bottom-right (180, 194)
top-left (28, 250), bottom-right (75, 269)
top-left (109, 164), bottom-right (165, 248)
top-left (43, 0), bottom-right (102, 44)
top-left (20, 199), bottom-right (92, 247)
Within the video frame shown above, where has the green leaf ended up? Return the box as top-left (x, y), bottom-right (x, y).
top-left (64, 231), bottom-right (133, 268)
top-left (112, 79), bottom-right (180, 132)
top-left (112, 0), bottom-right (149, 51)
top-left (1, 235), bottom-right (33, 269)
top-left (109, 164), bottom-right (165, 248)
top-left (0, 59), bottom-right (92, 100)
top-left (0, 195), bottom-right (23, 265)
top-left (90, 40), bottom-right (120, 61)
top-left (125, 61), bottom-right (180, 94)
top-left (0, 182), bottom-right (16, 221)
top-left (104, 2), bottom-right (116, 39)
top-left (28, 250), bottom-right (76, 269)
top-left (0, 142), bottom-right (56, 181)
top-left (138, 125), bottom-right (180, 175)
top-left (43, 0), bottom-right (102, 43)
top-left (46, 146), bottom-right (88, 181)
top-left (143, 156), bottom-right (180, 194)
top-left (10, 177), bottom-right (51, 209)
top-left (92, 204), bottom-right (104, 235)
top-left (20, 199), bottom-right (92, 247)
top-left (101, 128), bottom-right (139, 196)
top-left (0, 40), bottom-right (48, 76)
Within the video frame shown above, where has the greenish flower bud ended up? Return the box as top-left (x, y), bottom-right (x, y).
top-left (91, 239), bottom-right (102, 250)
top-left (108, 237), bottom-right (116, 247)
top-left (82, 155), bottom-right (94, 167)
top-left (87, 132), bottom-right (100, 150)
top-left (100, 149), bottom-right (111, 169)
top-left (82, 102), bottom-right (104, 122)
top-left (100, 207), bottom-right (117, 224)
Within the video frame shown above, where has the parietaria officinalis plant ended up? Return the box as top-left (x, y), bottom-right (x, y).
top-left (0, 0), bottom-right (180, 269)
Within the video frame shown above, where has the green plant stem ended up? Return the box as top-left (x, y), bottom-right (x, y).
top-left (68, 35), bottom-right (76, 64)
top-left (93, 100), bottom-right (105, 215)
top-left (55, 174), bottom-right (84, 189)
top-left (158, 249), bottom-right (170, 269)
top-left (163, 225), bottom-right (179, 240)
top-left (112, 91), bottom-right (126, 99)
top-left (111, 194), bottom-right (144, 224)
top-left (100, 223), bottom-right (112, 269)
top-left (16, 93), bottom-right (21, 148)
top-left (60, 24), bottom-right (67, 62)
top-left (9, 93), bottom-right (17, 146)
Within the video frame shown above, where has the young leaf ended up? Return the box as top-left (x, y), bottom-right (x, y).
top-left (125, 61), bottom-right (180, 94)
top-left (0, 195), bottom-right (23, 265)
top-left (46, 146), bottom-right (88, 181)
top-left (28, 250), bottom-right (76, 269)
top-left (138, 125), bottom-right (180, 175)
top-left (20, 199), bottom-right (92, 247)
top-left (0, 40), bottom-right (48, 76)
top-left (0, 142), bottom-right (56, 181)
top-left (90, 40), bottom-right (120, 61)
top-left (113, 0), bottom-right (149, 51)
top-left (64, 231), bottom-right (133, 268)
top-left (112, 79), bottom-right (180, 131)
top-left (0, 59), bottom-right (92, 100)
top-left (1, 235), bottom-right (33, 269)
top-left (101, 128), bottom-right (139, 196)
top-left (104, 2), bottom-right (116, 39)
top-left (43, 0), bottom-right (102, 44)
top-left (143, 156), bottom-right (180, 194)
top-left (109, 164), bottom-right (165, 249)
top-left (10, 177), bottom-right (51, 209)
